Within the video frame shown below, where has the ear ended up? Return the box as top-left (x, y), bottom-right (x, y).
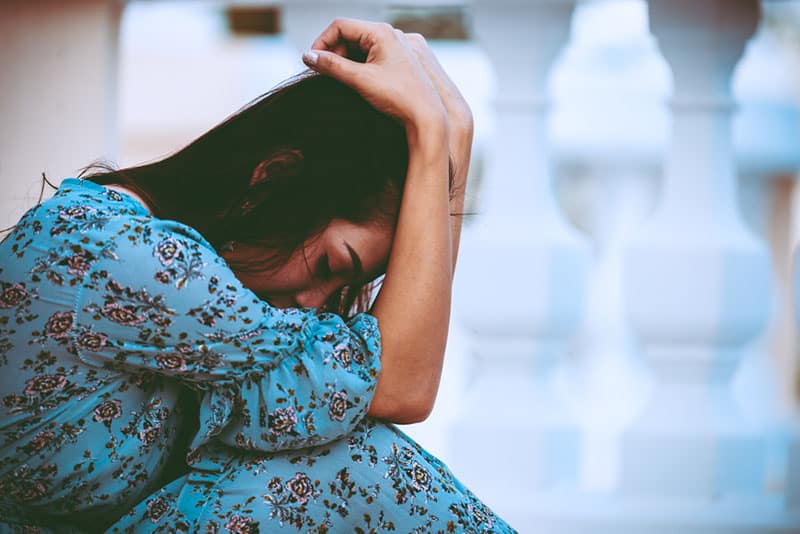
top-left (250, 147), bottom-right (305, 187)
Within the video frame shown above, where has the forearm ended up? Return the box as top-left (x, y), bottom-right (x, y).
top-left (447, 116), bottom-right (473, 274)
top-left (367, 117), bottom-right (452, 423)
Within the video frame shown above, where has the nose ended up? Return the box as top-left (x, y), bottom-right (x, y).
top-left (294, 281), bottom-right (340, 309)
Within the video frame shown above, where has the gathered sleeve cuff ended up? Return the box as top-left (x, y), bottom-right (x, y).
top-left (71, 214), bottom-right (382, 453)
top-left (193, 312), bottom-right (381, 452)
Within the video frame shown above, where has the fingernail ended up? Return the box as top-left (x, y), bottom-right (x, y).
top-left (302, 51), bottom-right (319, 65)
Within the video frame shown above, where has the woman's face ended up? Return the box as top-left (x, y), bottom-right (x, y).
top-left (225, 219), bottom-right (393, 309)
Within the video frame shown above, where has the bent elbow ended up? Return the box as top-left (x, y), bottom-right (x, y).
top-left (392, 399), bottom-right (434, 424)
top-left (367, 388), bottom-right (436, 424)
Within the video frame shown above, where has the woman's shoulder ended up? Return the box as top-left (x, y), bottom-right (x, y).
top-left (22, 178), bottom-right (214, 253)
top-left (6, 178), bottom-right (150, 246)
top-left (1, 177), bottom-right (224, 297)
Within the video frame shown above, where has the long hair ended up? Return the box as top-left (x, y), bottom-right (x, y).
top-left (80, 72), bottom-right (410, 317)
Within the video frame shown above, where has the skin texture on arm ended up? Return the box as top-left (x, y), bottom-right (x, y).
top-left (368, 119), bottom-right (452, 423)
top-left (304, 19), bottom-right (453, 423)
top-left (402, 31), bottom-right (474, 275)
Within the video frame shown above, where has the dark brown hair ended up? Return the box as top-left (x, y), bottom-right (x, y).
top-left (80, 72), bottom-right (411, 317)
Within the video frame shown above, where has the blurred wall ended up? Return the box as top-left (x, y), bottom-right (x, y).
top-left (0, 0), bottom-right (122, 230)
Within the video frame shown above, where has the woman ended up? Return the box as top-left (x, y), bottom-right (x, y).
top-left (0, 18), bottom-right (514, 533)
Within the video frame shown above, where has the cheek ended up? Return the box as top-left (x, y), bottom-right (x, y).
top-left (232, 259), bottom-right (311, 297)
top-left (266, 253), bottom-right (320, 290)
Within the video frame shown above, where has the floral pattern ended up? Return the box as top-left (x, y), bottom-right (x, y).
top-left (111, 419), bottom-right (515, 533)
top-left (1, 178), bottom-right (514, 532)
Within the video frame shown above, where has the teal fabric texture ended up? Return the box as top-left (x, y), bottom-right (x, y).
top-left (0, 179), bottom-right (514, 533)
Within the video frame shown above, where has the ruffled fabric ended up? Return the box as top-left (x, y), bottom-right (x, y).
top-left (0, 178), bottom-right (381, 526)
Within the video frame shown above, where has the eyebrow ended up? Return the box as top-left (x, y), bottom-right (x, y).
top-left (345, 242), bottom-right (363, 277)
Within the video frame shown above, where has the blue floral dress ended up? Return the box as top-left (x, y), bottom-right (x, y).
top-left (0, 178), bottom-right (515, 533)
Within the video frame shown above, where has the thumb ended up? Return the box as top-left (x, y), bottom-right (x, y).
top-left (302, 49), bottom-right (362, 85)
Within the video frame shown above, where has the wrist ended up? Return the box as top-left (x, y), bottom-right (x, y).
top-left (405, 96), bottom-right (447, 133)
top-left (404, 107), bottom-right (448, 152)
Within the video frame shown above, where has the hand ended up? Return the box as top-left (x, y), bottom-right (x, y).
top-left (393, 31), bottom-right (473, 276)
top-left (398, 31), bottom-right (473, 133)
top-left (302, 18), bottom-right (446, 131)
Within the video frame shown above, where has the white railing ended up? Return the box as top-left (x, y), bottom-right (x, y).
top-left (1, 0), bottom-right (799, 532)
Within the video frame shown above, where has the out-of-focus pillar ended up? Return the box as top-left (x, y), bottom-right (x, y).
top-left (0, 0), bottom-right (123, 229)
top-left (451, 0), bottom-right (589, 517)
top-left (790, 247), bottom-right (800, 511)
top-left (620, 0), bottom-right (770, 504)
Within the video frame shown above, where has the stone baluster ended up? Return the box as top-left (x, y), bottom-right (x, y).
top-left (620, 0), bottom-right (770, 507)
top-left (451, 0), bottom-right (589, 515)
top-left (790, 246), bottom-right (800, 511)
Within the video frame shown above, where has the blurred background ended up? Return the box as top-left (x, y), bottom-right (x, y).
top-left (2, 0), bottom-right (800, 532)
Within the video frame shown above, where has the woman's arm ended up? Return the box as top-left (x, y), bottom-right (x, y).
top-left (368, 118), bottom-right (451, 423)
top-left (68, 210), bottom-right (382, 452)
top-left (402, 31), bottom-right (474, 274)
top-left (304, 19), bottom-right (454, 423)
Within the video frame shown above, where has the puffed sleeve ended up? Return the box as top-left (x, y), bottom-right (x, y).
top-left (71, 214), bottom-right (381, 453)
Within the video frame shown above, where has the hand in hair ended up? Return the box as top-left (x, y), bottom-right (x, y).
top-left (399, 31), bottom-right (473, 132)
top-left (302, 18), bottom-right (446, 132)
top-left (395, 31), bottom-right (474, 275)
top-left (305, 18), bottom-right (454, 424)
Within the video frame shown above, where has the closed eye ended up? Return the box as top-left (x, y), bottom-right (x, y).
top-left (345, 243), bottom-right (363, 278)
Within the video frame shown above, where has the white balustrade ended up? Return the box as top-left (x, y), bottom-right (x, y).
top-left (550, 0), bottom-right (665, 493)
top-left (789, 437), bottom-right (800, 509)
top-left (3, 1), bottom-right (800, 532)
top-left (451, 0), bottom-right (590, 519)
top-left (790, 245), bottom-right (800, 511)
top-left (619, 0), bottom-right (777, 528)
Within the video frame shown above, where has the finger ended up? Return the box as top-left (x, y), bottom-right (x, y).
top-left (394, 28), bottom-right (414, 53)
top-left (326, 41), bottom-right (348, 58)
top-left (406, 32), bottom-right (427, 47)
top-left (310, 17), bottom-right (392, 55)
top-left (302, 49), bottom-right (365, 87)
top-left (319, 40), bottom-right (366, 65)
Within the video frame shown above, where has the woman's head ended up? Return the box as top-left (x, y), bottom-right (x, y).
top-left (81, 72), bottom-right (410, 315)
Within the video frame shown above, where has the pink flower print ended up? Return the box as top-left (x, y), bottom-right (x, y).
top-left (224, 515), bottom-right (258, 534)
top-left (146, 495), bottom-right (169, 523)
top-left (101, 304), bottom-right (145, 326)
top-left (153, 238), bottom-right (182, 266)
top-left (76, 331), bottom-right (107, 352)
top-left (139, 425), bottom-right (161, 446)
top-left (333, 344), bottom-right (352, 368)
top-left (328, 390), bottom-right (348, 422)
top-left (0, 284), bottom-right (26, 308)
top-left (43, 311), bottom-right (74, 339)
top-left (93, 399), bottom-right (122, 423)
top-left (268, 407), bottom-right (297, 436)
top-left (411, 462), bottom-right (431, 491)
top-left (24, 374), bottom-right (67, 396)
top-left (154, 353), bottom-right (186, 371)
top-left (285, 472), bottom-right (314, 504)
top-left (66, 251), bottom-right (91, 276)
